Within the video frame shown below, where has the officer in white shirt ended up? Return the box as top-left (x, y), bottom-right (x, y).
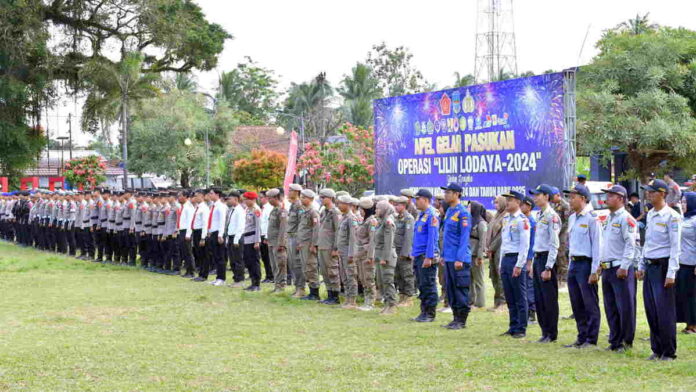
top-left (190, 190), bottom-right (210, 282)
top-left (563, 184), bottom-right (602, 349)
top-left (599, 185), bottom-right (638, 353)
top-left (225, 190), bottom-right (247, 287)
top-left (207, 189), bottom-right (228, 286)
top-left (260, 192), bottom-right (275, 283)
top-left (637, 179), bottom-right (682, 361)
top-left (177, 190), bottom-right (196, 277)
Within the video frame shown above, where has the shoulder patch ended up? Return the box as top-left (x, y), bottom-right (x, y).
top-left (523, 218), bottom-right (529, 230)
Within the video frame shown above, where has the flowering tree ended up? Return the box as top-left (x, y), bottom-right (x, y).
top-left (233, 149), bottom-right (288, 190)
top-left (63, 155), bottom-right (107, 189)
top-left (298, 123), bottom-right (374, 195)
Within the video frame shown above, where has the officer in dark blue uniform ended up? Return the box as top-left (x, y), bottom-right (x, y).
top-left (410, 189), bottom-right (441, 323)
top-left (440, 183), bottom-right (471, 330)
top-left (499, 190), bottom-right (531, 338)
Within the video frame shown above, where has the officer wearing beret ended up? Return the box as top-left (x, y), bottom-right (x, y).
top-left (563, 184), bottom-right (602, 348)
top-left (410, 189), bottom-right (441, 322)
top-left (529, 184), bottom-right (561, 343)
top-left (499, 190), bottom-right (531, 338)
top-left (638, 179), bottom-right (682, 361)
top-left (599, 184), bottom-right (638, 353)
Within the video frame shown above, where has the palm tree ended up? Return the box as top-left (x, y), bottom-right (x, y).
top-left (174, 72), bottom-right (198, 93)
top-left (452, 72), bottom-right (475, 88)
top-left (80, 52), bottom-right (161, 189)
top-left (617, 13), bottom-right (658, 35)
top-left (338, 63), bottom-right (381, 127)
top-left (284, 73), bottom-right (341, 145)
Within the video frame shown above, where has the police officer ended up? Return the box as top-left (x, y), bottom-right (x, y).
top-left (241, 191), bottom-right (262, 291)
top-left (439, 183), bottom-right (472, 329)
top-left (637, 179), bottom-right (682, 361)
top-left (400, 189), bottom-right (419, 218)
top-left (393, 196), bottom-right (416, 307)
top-left (374, 200), bottom-right (398, 315)
top-left (551, 186), bottom-right (572, 285)
top-left (355, 197), bottom-right (378, 311)
top-left (206, 189), bottom-right (228, 285)
top-left (563, 184), bottom-right (602, 348)
top-left (336, 195), bottom-right (359, 308)
top-left (599, 184), bottom-right (638, 353)
top-left (266, 188), bottom-right (288, 293)
top-left (410, 189), bottom-right (440, 323)
top-left (287, 184), bottom-right (304, 296)
top-left (499, 190), bottom-right (531, 338)
top-left (529, 184), bottom-right (561, 343)
top-left (298, 189), bottom-right (320, 300)
top-left (317, 188), bottom-right (341, 305)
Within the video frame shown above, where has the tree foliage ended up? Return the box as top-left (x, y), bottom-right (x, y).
top-left (297, 123), bottom-right (374, 196)
top-left (232, 149), bottom-right (287, 191)
top-left (127, 89), bottom-right (238, 188)
top-left (578, 24), bottom-right (696, 182)
top-left (217, 57), bottom-right (279, 124)
top-left (338, 63), bottom-right (381, 128)
top-left (366, 42), bottom-right (429, 97)
top-left (282, 72), bottom-right (342, 145)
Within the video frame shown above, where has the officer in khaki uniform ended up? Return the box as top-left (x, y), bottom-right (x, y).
top-left (287, 184), bottom-right (305, 297)
top-left (336, 195), bottom-right (359, 309)
top-left (374, 200), bottom-right (398, 314)
top-left (552, 186), bottom-right (571, 283)
top-left (400, 189), bottom-right (419, 219)
top-left (355, 197), bottom-right (378, 311)
top-left (317, 188), bottom-right (342, 305)
top-left (393, 196), bottom-right (416, 307)
top-left (266, 188), bottom-right (288, 292)
top-left (298, 189), bottom-right (321, 301)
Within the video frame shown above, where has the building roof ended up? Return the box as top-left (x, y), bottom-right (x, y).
top-left (228, 126), bottom-right (291, 156)
top-left (24, 150), bottom-right (123, 177)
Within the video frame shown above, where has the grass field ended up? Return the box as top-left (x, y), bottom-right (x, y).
top-left (1, 241), bottom-right (695, 391)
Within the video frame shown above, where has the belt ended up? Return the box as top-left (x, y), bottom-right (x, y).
top-left (91, 216), bottom-right (98, 219)
top-left (135, 221), bottom-right (142, 224)
top-left (82, 220), bottom-right (90, 224)
top-left (504, 253), bottom-right (519, 257)
top-left (571, 256), bottom-right (591, 262)
top-left (144, 224), bottom-right (151, 227)
top-left (600, 260), bottom-right (622, 269)
top-left (534, 251), bottom-right (549, 257)
top-left (646, 257), bottom-right (669, 265)
top-left (123, 218), bottom-right (131, 221)
top-left (100, 219), bottom-right (107, 222)
top-left (243, 231), bottom-right (255, 237)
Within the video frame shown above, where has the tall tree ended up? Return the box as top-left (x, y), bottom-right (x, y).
top-left (128, 90), bottom-right (238, 187)
top-left (616, 13), bottom-right (658, 35)
top-left (366, 42), bottom-right (429, 97)
top-left (451, 72), bottom-right (475, 88)
top-left (217, 57), bottom-right (279, 124)
top-left (80, 52), bottom-right (161, 188)
top-left (338, 63), bottom-right (381, 127)
top-left (283, 72), bottom-right (342, 145)
top-left (578, 24), bottom-right (696, 182)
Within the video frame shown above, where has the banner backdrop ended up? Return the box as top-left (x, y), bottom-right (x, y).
top-left (283, 131), bottom-right (299, 197)
top-left (373, 72), bottom-right (567, 208)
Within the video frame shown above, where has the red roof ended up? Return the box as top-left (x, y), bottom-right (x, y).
top-left (229, 126), bottom-right (291, 155)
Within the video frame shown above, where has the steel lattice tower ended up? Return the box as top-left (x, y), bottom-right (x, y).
top-left (474, 0), bottom-right (518, 83)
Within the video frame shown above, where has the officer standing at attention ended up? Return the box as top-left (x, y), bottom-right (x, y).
top-left (266, 188), bottom-right (288, 293)
top-left (410, 189), bottom-right (440, 323)
top-left (393, 196), bottom-right (416, 307)
top-left (298, 189), bottom-right (321, 300)
top-left (637, 179), bottom-right (682, 361)
top-left (563, 184), bottom-right (602, 348)
top-left (287, 184), bottom-right (305, 297)
top-left (599, 184), bottom-right (638, 353)
top-left (529, 184), bottom-right (561, 343)
top-left (336, 195), bottom-right (359, 309)
top-left (374, 199), bottom-right (398, 315)
top-left (499, 190), bottom-right (531, 338)
top-left (440, 183), bottom-right (472, 330)
top-left (317, 188), bottom-right (341, 305)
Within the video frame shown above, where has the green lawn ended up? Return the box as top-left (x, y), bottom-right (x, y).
top-left (0, 241), bottom-right (694, 391)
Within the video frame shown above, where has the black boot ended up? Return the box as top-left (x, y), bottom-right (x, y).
top-left (416, 305), bottom-right (436, 323)
top-left (320, 290), bottom-right (339, 305)
top-left (411, 302), bottom-right (427, 321)
top-left (446, 308), bottom-right (467, 330)
top-left (301, 287), bottom-right (320, 301)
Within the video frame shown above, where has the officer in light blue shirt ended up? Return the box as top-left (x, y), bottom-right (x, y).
top-left (439, 183), bottom-right (471, 330)
top-left (529, 184), bottom-right (561, 343)
top-left (637, 179), bottom-right (682, 360)
top-left (563, 184), bottom-right (602, 349)
top-left (599, 185), bottom-right (638, 352)
top-left (499, 190), bottom-right (531, 338)
top-left (410, 189), bottom-right (441, 323)
top-left (677, 192), bottom-right (696, 333)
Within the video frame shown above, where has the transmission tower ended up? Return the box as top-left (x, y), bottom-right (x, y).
top-left (474, 0), bottom-right (518, 83)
